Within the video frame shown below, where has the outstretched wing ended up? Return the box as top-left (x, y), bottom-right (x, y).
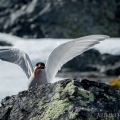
top-left (0, 48), bottom-right (33, 79)
top-left (45, 35), bottom-right (109, 82)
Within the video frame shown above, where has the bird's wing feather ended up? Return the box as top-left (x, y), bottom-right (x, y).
top-left (0, 48), bottom-right (33, 78)
top-left (45, 35), bottom-right (109, 82)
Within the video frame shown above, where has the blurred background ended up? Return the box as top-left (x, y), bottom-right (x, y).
top-left (0, 0), bottom-right (120, 38)
top-left (0, 0), bottom-right (120, 100)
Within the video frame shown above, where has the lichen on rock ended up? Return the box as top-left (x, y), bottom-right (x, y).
top-left (0, 79), bottom-right (120, 120)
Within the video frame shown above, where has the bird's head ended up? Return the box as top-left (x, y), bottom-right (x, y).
top-left (34, 62), bottom-right (46, 85)
top-left (35, 62), bottom-right (46, 70)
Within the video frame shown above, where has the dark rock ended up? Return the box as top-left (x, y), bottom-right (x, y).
top-left (102, 53), bottom-right (120, 65)
top-left (0, 41), bottom-right (12, 46)
top-left (63, 49), bottom-right (102, 72)
top-left (105, 62), bottom-right (120, 76)
top-left (0, 79), bottom-right (120, 120)
top-left (62, 49), bottom-right (120, 75)
top-left (0, 0), bottom-right (119, 38)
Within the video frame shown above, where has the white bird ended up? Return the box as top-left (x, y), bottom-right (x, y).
top-left (0, 35), bottom-right (109, 88)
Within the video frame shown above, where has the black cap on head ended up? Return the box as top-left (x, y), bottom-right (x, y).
top-left (36, 62), bottom-right (45, 67)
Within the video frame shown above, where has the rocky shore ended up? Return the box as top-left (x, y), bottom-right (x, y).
top-left (0, 0), bottom-right (119, 38)
top-left (0, 79), bottom-right (120, 120)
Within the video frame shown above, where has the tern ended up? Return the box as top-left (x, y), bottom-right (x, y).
top-left (0, 35), bottom-right (109, 88)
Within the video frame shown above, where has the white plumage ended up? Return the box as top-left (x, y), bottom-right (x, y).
top-left (0, 35), bottom-right (109, 88)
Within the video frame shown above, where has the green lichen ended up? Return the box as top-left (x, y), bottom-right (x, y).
top-left (80, 100), bottom-right (88, 106)
top-left (99, 103), bottom-right (104, 108)
top-left (78, 88), bottom-right (94, 102)
top-left (37, 97), bottom-right (45, 110)
top-left (31, 80), bottom-right (96, 120)
top-left (43, 99), bottom-right (72, 120)
top-left (68, 112), bottom-right (78, 120)
top-left (51, 90), bottom-right (61, 101)
top-left (51, 81), bottom-right (77, 101)
top-left (104, 94), bottom-right (116, 102)
top-left (30, 115), bottom-right (39, 120)
top-left (64, 81), bottom-right (76, 95)
top-left (53, 92), bottom-right (61, 100)
top-left (56, 84), bottom-right (63, 93)
top-left (88, 117), bottom-right (96, 120)
top-left (37, 97), bottom-right (50, 116)
top-left (39, 81), bottom-right (80, 120)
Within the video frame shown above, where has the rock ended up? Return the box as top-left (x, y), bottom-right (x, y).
top-left (63, 49), bottom-right (120, 74)
top-left (0, 0), bottom-right (119, 38)
top-left (102, 53), bottom-right (120, 66)
top-left (0, 41), bottom-right (12, 46)
top-left (63, 49), bottom-right (102, 72)
top-left (0, 79), bottom-right (120, 120)
top-left (105, 62), bottom-right (120, 76)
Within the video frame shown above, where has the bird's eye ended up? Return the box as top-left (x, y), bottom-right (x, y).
top-left (41, 66), bottom-right (44, 68)
top-left (36, 62), bottom-right (45, 67)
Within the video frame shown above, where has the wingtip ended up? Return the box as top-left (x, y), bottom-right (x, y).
top-left (94, 35), bottom-right (110, 41)
top-left (105, 35), bottom-right (110, 38)
top-left (74, 35), bottom-right (110, 41)
top-left (102, 35), bottom-right (110, 39)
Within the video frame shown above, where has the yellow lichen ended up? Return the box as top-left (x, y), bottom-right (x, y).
top-left (109, 77), bottom-right (120, 89)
